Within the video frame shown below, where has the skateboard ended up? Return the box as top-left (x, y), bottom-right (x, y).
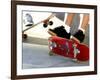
top-left (22, 13), bottom-right (55, 39)
top-left (48, 36), bottom-right (89, 62)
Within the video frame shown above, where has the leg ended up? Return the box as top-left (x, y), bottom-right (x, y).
top-left (65, 13), bottom-right (75, 26)
top-left (80, 14), bottom-right (89, 31)
top-left (73, 14), bottom-right (89, 43)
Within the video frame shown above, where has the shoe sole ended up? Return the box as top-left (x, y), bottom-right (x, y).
top-left (48, 30), bottom-right (57, 36)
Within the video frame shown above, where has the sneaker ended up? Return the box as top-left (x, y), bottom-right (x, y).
top-left (48, 25), bottom-right (71, 39)
top-left (24, 13), bottom-right (34, 26)
top-left (73, 30), bottom-right (85, 43)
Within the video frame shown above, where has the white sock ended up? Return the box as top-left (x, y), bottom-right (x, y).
top-left (78, 14), bottom-right (85, 34)
top-left (64, 25), bottom-right (71, 33)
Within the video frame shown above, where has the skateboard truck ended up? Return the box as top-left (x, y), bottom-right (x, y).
top-left (43, 21), bottom-right (53, 28)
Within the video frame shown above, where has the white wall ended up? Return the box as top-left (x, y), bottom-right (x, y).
top-left (0, 0), bottom-right (99, 80)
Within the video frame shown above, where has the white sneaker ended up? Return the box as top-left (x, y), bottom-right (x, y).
top-left (24, 13), bottom-right (34, 26)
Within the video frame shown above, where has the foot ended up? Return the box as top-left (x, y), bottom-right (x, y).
top-left (73, 30), bottom-right (85, 43)
top-left (48, 25), bottom-right (71, 39)
top-left (24, 13), bottom-right (34, 26)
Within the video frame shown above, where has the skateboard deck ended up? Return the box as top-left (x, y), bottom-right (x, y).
top-left (23, 13), bottom-right (55, 33)
top-left (48, 36), bottom-right (89, 62)
top-left (22, 13), bottom-right (55, 39)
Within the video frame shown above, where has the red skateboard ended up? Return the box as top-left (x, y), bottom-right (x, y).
top-left (48, 36), bottom-right (89, 62)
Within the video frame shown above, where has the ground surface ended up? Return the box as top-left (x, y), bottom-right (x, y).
top-left (22, 42), bottom-right (89, 69)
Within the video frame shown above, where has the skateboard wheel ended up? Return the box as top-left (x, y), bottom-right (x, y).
top-left (23, 34), bottom-right (27, 39)
top-left (43, 23), bottom-right (48, 28)
top-left (49, 21), bottom-right (53, 25)
top-left (49, 51), bottom-right (54, 56)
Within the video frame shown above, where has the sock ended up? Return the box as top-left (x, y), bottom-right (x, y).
top-left (64, 25), bottom-right (71, 33)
